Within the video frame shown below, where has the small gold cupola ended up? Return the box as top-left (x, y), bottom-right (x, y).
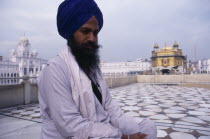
top-left (173, 41), bottom-right (179, 49)
top-left (154, 43), bottom-right (159, 50)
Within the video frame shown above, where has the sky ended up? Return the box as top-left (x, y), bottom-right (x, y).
top-left (0, 0), bottom-right (210, 62)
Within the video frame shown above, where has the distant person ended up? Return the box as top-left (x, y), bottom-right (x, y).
top-left (38, 0), bottom-right (157, 139)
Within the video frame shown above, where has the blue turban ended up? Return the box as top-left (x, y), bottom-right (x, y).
top-left (57, 0), bottom-right (103, 40)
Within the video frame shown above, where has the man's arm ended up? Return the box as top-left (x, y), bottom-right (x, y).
top-left (102, 80), bottom-right (141, 135)
top-left (103, 87), bottom-right (149, 138)
top-left (38, 60), bottom-right (121, 139)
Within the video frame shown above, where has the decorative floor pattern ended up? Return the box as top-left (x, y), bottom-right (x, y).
top-left (0, 104), bottom-right (41, 123)
top-left (0, 83), bottom-right (210, 138)
top-left (110, 84), bottom-right (210, 139)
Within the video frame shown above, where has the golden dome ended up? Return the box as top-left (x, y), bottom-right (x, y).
top-left (173, 41), bottom-right (179, 47)
top-left (20, 36), bottom-right (29, 41)
top-left (20, 36), bottom-right (29, 44)
top-left (154, 44), bottom-right (159, 48)
top-left (162, 46), bottom-right (173, 50)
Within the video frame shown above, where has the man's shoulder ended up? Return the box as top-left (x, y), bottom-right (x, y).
top-left (45, 55), bottom-right (68, 74)
top-left (38, 55), bottom-right (71, 84)
top-left (48, 55), bottom-right (64, 65)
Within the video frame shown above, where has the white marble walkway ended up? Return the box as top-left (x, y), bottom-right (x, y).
top-left (0, 83), bottom-right (210, 138)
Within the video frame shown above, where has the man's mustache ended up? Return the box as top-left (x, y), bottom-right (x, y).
top-left (77, 42), bottom-right (100, 49)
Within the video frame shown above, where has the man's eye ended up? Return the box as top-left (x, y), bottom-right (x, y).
top-left (82, 30), bottom-right (89, 34)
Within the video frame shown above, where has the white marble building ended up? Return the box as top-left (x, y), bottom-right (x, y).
top-left (0, 60), bottom-right (19, 78)
top-left (100, 58), bottom-right (151, 77)
top-left (198, 59), bottom-right (210, 74)
top-left (0, 37), bottom-right (47, 78)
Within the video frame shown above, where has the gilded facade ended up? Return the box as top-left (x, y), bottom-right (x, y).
top-left (151, 42), bottom-right (187, 74)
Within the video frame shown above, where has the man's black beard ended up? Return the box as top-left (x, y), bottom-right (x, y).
top-left (67, 37), bottom-right (101, 74)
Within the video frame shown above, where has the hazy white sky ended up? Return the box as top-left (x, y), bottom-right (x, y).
top-left (0, 0), bottom-right (210, 62)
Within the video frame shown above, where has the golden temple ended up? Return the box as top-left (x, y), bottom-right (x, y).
top-left (151, 42), bottom-right (187, 74)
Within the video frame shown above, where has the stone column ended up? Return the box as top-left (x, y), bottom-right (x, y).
top-left (110, 77), bottom-right (113, 88)
top-left (22, 75), bottom-right (31, 104)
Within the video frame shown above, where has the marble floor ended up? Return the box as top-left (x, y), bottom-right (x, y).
top-left (0, 83), bottom-right (210, 139)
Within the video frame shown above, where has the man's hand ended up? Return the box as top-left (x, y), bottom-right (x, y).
top-left (122, 133), bottom-right (147, 139)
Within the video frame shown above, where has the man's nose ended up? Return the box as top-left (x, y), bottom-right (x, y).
top-left (88, 32), bottom-right (96, 43)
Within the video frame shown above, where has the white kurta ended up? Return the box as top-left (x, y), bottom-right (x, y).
top-left (38, 48), bottom-right (157, 139)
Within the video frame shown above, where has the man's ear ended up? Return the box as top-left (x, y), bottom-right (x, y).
top-left (67, 36), bottom-right (74, 46)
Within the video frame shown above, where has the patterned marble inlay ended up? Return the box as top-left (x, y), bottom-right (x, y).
top-left (169, 132), bottom-right (196, 139)
top-left (1, 84), bottom-right (210, 138)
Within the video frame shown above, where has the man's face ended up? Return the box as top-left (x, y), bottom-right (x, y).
top-left (73, 16), bottom-right (99, 48)
top-left (67, 16), bottom-right (101, 73)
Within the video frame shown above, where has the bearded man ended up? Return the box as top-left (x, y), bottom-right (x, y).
top-left (38, 0), bottom-right (157, 139)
